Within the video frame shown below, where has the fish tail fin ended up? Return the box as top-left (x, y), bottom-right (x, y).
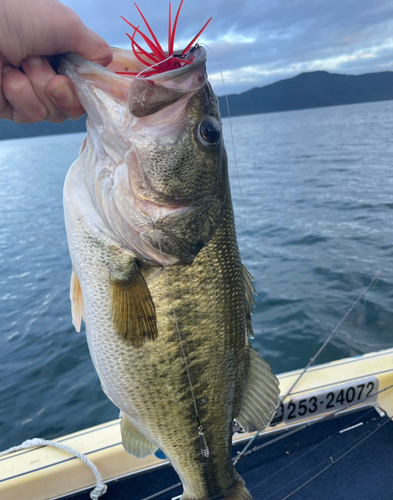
top-left (182, 474), bottom-right (253, 500)
top-left (221, 476), bottom-right (253, 500)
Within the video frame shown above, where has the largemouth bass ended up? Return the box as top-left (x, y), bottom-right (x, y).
top-left (62, 4), bottom-right (280, 499)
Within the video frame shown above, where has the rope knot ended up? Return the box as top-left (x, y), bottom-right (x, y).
top-left (90, 482), bottom-right (108, 499)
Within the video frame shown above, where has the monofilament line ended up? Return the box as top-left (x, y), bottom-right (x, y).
top-left (132, 124), bottom-right (208, 459)
top-left (155, 232), bottom-right (210, 458)
top-left (278, 417), bottom-right (390, 500)
top-left (235, 270), bottom-right (382, 466)
top-left (248, 407), bottom-right (375, 494)
top-left (200, 43), bottom-right (248, 250)
top-left (134, 54), bottom-right (174, 79)
top-left (281, 270), bottom-right (381, 403)
top-left (251, 407), bottom-right (390, 500)
top-left (141, 380), bottom-right (393, 500)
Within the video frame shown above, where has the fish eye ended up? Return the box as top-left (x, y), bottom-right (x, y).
top-left (198, 119), bottom-right (221, 147)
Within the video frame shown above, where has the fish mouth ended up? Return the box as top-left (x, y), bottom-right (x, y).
top-left (150, 46), bottom-right (206, 80)
top-left (109, 1), bottom-right (210, 81)
top-left (108, 45), bottom-right (206, 82)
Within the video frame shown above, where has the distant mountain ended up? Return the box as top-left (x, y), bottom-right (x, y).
top-left (0, 71), bottom-right (392, 140)
top-left (0, 115), bottom-right (86, 141)
top-left (217, 71), bottom-right (393, 118)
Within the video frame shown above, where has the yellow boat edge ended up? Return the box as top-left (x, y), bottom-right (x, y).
top-left (1, 348), bottom-right (392, 500)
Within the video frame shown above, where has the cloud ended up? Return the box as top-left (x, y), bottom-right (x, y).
top-left (60, 0), bottom-right (393, 94)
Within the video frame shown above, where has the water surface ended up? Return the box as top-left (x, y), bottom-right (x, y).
top-left (0, 100), bottom-right (392, 450)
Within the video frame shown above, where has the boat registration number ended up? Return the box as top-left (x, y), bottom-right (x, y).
top-left (270, 376), bottom-right (379, 426)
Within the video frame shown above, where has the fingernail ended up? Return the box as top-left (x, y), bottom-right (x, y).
top-left (2, 64), bottom-right (14, 75)
top-left (24, 56), bottom-right (43, 67)
top-left (49, 82), bottom-right (74, 106)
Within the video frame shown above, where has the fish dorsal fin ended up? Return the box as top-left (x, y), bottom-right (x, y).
top-left (236, 347), bottom-right (280, 432)
top-left (110, 262), bottom-right (158, 348)
top-left (120, 412), bottom-right (157, 458)
top-left (242, 264), bottom-right (256, 338)
top-left (70, 269), bottom-right (85, 332)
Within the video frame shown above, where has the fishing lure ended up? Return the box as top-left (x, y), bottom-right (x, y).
top-left (117, 0), bottom-right (212, 76)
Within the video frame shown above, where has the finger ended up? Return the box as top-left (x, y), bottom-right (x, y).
top-left (21, 56), bottom-right (67, 123)
top-left (1, 64), bottom-right (48, 123)
top-left (71, 25), bottom-right (113, 67)
top-left (46, 75), bottom-right (85, 121)
top-left (60, 9), bottom-right (113, 66)
top-left (0, 62), bottom-right (14, 120)
top-left (43, 5), bottom-right (113, 67)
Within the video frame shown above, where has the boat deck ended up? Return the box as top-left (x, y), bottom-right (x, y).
top-left (2, 348), bottom-right (392, 500)
top-left (64, 408), bottom-right (393, 500)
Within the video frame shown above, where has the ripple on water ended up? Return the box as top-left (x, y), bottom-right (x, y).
top-left (2, 102), bottom-right (393, 449)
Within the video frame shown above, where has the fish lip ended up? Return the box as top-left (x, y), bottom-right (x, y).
top-left (60, 45), bottom-right (206, 82)
top-left (145, 46), bottom-right (207, 82)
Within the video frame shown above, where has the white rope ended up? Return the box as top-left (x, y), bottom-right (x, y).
top-left (0, 438), bottom-right (107, 499)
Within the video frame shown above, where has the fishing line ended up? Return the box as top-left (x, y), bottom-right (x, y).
top-left (234, 270), bottom-right (382, 466)
top-left (141, 482), bottom-right (181, 500)
top-left (248, 406), bottom-right (377, 495)
top-left (124, 38), bottom-right (249, 459)
top-left (200, 42), bottom-right (249, 252)
top-left (131, 73), bottom-right (209, 458)
top-left (234, 424), bottom-right (308, 463)
top-left (140, 393), bottom-right (391, 500)
top-left (129, 40), bottom-right (248, 459)
top-left (278, 417), bottom-right (391, 500)
top-left (246, 383), bottom-right (393, 496)
top-left (341, 272), bottom-right (382, 360)
top-left (359, 271), bottom-right (381, 325)
top-left (251, 413), bottom-right (390, 500)
top-left (134, 54), bottom-right (174, 79)
top-left (166, 273), bottom-right (210, 457)
top-left (281, 270), bottom-right (381, 404)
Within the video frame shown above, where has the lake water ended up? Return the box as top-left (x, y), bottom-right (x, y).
top-left (1, 100), bottom-right (393, 451)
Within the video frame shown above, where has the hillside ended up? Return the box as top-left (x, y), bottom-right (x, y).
top-left (217, 71), bottom-right (393, 117)
top-left (0, 70), bottom-right (392, 140)
top-left (0, 116), bottom-right (86, 141)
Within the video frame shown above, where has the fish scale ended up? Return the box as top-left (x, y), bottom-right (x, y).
top-left (62, 39), bottom-right (279, 499)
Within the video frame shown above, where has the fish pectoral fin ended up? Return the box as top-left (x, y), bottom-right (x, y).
top-left (236, 347), bottom-right (280, 433)
top-left (70, 269), bottom-right (85, 332)
top-left (110, 263), bottom-right (158, 348)
top-left (79, 137), bottom-right (87, 155)
top-left (242, 264), bottom-right (256, 338)
top-left (120, 413), bottom-right (158, 458)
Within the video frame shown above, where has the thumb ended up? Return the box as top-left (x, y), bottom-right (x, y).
top-left (0, 0), bottom-right (113, 67)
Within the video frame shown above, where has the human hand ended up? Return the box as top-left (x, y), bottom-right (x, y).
top-left (0, 0), bottom-right (112, 123)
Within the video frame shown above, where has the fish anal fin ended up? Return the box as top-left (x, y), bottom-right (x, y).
top-left (242, 264), bottom-right (256, 338)
top-left (236, 347), bottom-right (280, 433)
top-left (70, 269), bottom-right (85, 332)
top-left (110, 263), bottom-right (158, 348)
top-left (120, 413), bottom-right (157, 458)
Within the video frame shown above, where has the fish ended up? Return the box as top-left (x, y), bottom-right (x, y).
top-left (61, 2), bottom-right (280, 499)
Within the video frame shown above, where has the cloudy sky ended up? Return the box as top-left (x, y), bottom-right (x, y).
top-left (61, 0), bottom-right (393, 94)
